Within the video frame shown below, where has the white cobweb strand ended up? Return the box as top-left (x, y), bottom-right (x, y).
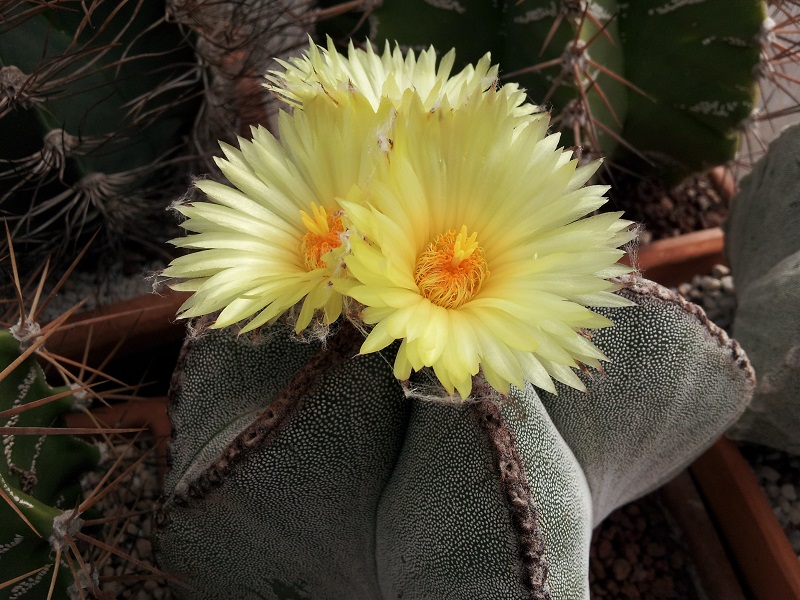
top-left (401, 369), bottom-right (510, 405)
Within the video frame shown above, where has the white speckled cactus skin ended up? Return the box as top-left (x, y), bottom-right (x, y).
top-left (540, 278), bottom-right (755, 525)
top-left (153, 275), bottom-right (753, 599)
top-left (725, 122), bottom-right (800, 454)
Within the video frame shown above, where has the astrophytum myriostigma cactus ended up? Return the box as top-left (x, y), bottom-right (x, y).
top-left (725, 121), bottom-right (800, 454)
top-left (152, 275), bottom-right (753, 599)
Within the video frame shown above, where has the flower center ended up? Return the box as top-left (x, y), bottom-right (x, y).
top-left (299, 203), bottom-right (344, 270)
top-left (414, 225), bottom-right (489, 309)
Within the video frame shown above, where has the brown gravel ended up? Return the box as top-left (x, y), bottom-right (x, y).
top-left (589, 493), bottom-right (702, 599)
top-left (739, 443), bottom-right (800, 557)
top-left (607, 172), bottom-right (727, 244)
top-left (81, 437), bottom-right (173, 599)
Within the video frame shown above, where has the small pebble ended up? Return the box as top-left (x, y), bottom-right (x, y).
top-left (720, 275), bottom-right (734, 293)
top-left (646, 542), bottom-right (666, 558)
top-left (700, 277), bottom-right (721, 292)
top-left (782, 483), bottom-right (797, 501)
top-left (789, 530), bottom-right (800, 554)
top-left (759, 465), bottom-right (782, 483)
top-left (591, 561), bottom-right (606, 580)
top-left (621, 582), bottom-right (641, 599)
top-left (624, 543), bottom-right (640, 563)
top-left (78, 437), bottom-right (173, 599)
top-left (135, 536), bottom-right (151, 558)
top-left (712, 264), bottom-right (730, 278)
top-left (741, 442), bottom-right (800, 561)
top-left (652, 576), bottom-right (675, 596)
top-left (598, 539), bottom-right (613, 560)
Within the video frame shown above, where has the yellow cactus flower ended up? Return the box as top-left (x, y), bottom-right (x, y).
top-left (163, 92), bottom-right (391, 333)
top-left (266, 37), bottom-right (534, 117)
top-left (338, 90), bottom-right (635, 398)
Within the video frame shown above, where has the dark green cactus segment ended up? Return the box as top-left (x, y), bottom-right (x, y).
top-left (0, 330), bottom-right (99, 505)
top-left (725, 123), bottom-right (800, 454)
top-left (0, 328), bottom-right (99, 598)
top-left (614, 0), bottom-right (764, 179)
top-left (326, 0), bottom-right (503, 63)
top-left (0, 473), bottom-right (71, 597)
top-left (0, 1), bottom-right (201, 248)
top-left (318, 0), bottom-right (764, 182)
top-left (503, 0), bottom-right (627, 159)
top-left (0, 1), bottom-right (197, 173)
top-left (539, 277), bottom-right (754, 523)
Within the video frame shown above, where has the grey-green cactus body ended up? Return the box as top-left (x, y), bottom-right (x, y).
top-left (725, 122), bottom-right (800, 454)
top-left (155, 323), bottom-right (566, 599)
top-left (318, 0), bottom-right (765, 183)
top-left (0, 329), bottom-right (100, 599)
top-left (154, 276), bottom-right (753, 599)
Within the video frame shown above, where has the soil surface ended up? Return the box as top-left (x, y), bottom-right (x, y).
top-left (739, 443), bottom-right (800, 558)
top-left (589, 494), bottom-right (702, 599)
top-left (607, 171), bottom-right (728, 245)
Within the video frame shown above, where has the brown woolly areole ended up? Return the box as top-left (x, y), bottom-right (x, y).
top-left (158, 319), bottom-right (364, 513)
top-left (470, 376), bottom-right (551, 600)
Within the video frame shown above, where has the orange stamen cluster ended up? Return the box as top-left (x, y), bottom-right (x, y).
top-left (414, 225), bottom-right (488, 309)
top-left (299, 203), bottom-right (344, 271)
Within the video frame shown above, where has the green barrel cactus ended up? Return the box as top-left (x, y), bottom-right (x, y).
top-left (318, 0), bottom-right (767, 183)
top-left (725, 121), bottom-right (800, 454)
top-left (0, 0), bottom-right (313, 261)
top-left (153, 275), bottom-right (753, 599)
top-left (0, 1), bottom-right (202, 250)
top-left (0, 329), bottom-right (101, 598)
